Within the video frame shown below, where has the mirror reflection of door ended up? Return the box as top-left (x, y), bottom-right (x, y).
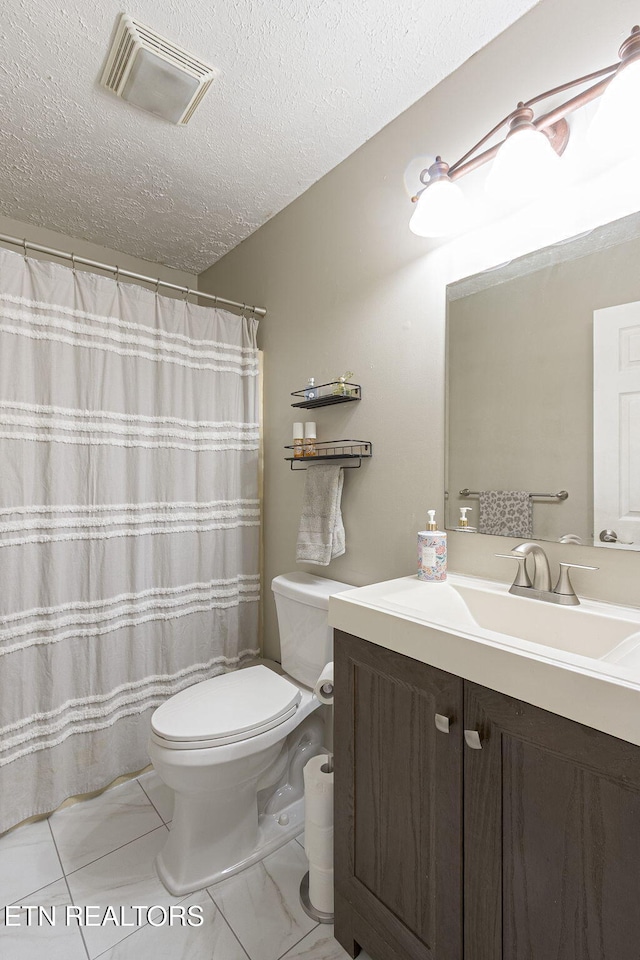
top-left (593, 301), bottom-right (640, 549)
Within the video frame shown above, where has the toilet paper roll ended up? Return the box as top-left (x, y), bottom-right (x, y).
top-left (303, 754), bottom-right (334, 829)
top-left (313, 662), bottom-right (334, 704)
top-left (305, 822), bottom-right (333, 869)
top-left (308, 863), bottom-right (334, 915)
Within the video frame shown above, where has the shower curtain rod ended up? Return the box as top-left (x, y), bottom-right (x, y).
top-left (0, 232), bottom-right (267, 317)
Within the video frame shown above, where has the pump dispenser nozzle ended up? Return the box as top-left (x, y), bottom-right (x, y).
top-left (427, 510), bottom-right (437, 531)
top-left (456, 506), bottom-right (476, 533)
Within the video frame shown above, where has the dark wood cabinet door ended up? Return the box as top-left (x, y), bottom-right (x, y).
top-left (334, 631), bottom-right (464, 960)
top-left (464, 681), bottom-right (640, 960)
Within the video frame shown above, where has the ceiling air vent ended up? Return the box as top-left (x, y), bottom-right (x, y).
top-left (101, 14), bottom-right (218, 125)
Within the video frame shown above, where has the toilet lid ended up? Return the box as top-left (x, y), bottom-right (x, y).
top-left (151, 665), bottom-right (302, 744)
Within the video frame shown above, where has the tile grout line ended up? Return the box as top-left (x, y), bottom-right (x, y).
top-left (5, 876), bottom-right (65, 909)
top-left (56, 821), bottom-right (169, 959)
top-left (275, 921), bottom-right (321, 960)
top-left (136, 775), bottom-right (171, 824)
top-left (92, 919), bottom-right (152, 960)
top-left (74, 835), bottom-right (195, 960)
top-left (46, 817), bottom-right (66, 877)
top-left (48, 818), bottom-right (92, 960)
top-left (5, 804), bottom-right (329, 960)
top-left (90, 883), bottom-right (226, 960)
top-left (62, 822), bottom-right (169, 879)
top-left (206, 839), bottom-right (320, 960)
top-left (205, 887), bottom-right (252, 959)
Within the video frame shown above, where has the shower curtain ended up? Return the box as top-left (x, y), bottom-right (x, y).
top-left (0, 248), bottom-right (260, 833)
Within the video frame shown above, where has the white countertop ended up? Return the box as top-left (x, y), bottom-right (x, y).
top-left (329, 572), bottom-right (640, 747)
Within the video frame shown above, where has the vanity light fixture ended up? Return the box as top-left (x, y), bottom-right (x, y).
top-left (410, 25), bottom-right (640, 237)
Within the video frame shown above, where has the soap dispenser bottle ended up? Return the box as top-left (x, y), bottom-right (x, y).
top-left (418, 510), bottom-right (447, 582)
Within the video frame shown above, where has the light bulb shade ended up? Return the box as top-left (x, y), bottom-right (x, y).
top-left (409, 178), bottom-right (466, 238)
top-left (485, 126), bottom-right (561, 201)
top-left (589, 58), bottom-right (640, 157)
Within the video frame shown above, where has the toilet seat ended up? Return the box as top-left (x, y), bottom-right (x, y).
top-left (151, 665), bottom-right (302, 750)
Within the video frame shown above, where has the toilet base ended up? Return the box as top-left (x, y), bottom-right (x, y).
top-left (155, 795), bottom-right (306, 895)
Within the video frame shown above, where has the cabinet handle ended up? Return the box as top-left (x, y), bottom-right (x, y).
top-left (464, 729), bottom-right (483, 750)
top-left (435, 714), bottom-right (451, 734)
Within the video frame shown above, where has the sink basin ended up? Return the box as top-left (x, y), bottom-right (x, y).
top-left (332, 574), bottom-right (640, 664)
top-left (328, 572), bottom-right (640, 748)
top-left (382, 577), bottom-right (640, 661)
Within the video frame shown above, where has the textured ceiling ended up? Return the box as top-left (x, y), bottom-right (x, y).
top-left (0, 0), bottom-right (540, 273)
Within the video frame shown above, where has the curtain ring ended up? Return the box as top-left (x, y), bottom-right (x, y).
top-left (22, 238), bottom-right (28, 259)
top-left (183, 286), bottom-right (189, 301)
top-left (241, 303), bottom-right (248, 318)
top-left (155, 277), bottom-right (160, 295)
top-left (71, 252), bottom-right (76, 273)
top-left (115, 265), bottom-right (120, 284)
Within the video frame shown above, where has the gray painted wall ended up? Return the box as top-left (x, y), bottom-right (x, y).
top-left (199, 0), bottom-right (640, 660)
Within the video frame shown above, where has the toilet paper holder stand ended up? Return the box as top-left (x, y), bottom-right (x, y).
top-left (300, 869), bottom-right (334, 924)
top-left (300, 702), bottom-right (335, 924)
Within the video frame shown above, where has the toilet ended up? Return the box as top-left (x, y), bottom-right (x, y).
top-left (148, 571), bottom-right (351, 895)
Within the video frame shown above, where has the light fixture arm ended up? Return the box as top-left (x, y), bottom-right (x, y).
top-left (523, 62), bottom-right (619, 111)
top-left (414, 25), bottom-right (640, 194)
top-left (410, 25), bottom-right (640, 235)
top-left (446, 68), bottom-right (618, 181)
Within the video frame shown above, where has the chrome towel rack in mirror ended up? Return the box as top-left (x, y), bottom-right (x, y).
top-left (459, 488), bottom-right (568, 501)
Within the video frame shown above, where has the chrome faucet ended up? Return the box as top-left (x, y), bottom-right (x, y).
top-left (496, 542), bottom-right (598, 606)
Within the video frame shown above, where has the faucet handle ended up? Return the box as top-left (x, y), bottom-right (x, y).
top-left (553, 561), bottom-right (598, 599)
top-left (495, 553), bottom-right (532, 588)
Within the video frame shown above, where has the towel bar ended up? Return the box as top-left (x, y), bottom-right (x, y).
top-left (459, 488), bottom-right (569, 501)
top-left (290, 459), bottom-right (364, 471)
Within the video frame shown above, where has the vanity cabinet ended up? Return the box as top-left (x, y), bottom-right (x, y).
top-left (334, 631), bottom-right (464, 960)
top-left (334, 630), bottom-right (640, 960)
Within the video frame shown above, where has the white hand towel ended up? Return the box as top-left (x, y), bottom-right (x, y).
top-left (296, 464), bottom-right (345, 566)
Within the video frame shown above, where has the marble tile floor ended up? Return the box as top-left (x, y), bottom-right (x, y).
top-left (0, 772), bottom-right (372, 960)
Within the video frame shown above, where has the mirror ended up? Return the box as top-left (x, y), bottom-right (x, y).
top-left (446, 211), bottom-right (640, 551)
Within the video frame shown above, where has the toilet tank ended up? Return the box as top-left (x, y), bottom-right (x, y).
top-left (271, 572), bottom-right (352, 687)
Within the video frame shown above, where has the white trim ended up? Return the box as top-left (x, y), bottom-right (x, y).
top-left (5, 650), bottom-right (259, 735)
top-left (0, 580), bottom-right (260, 643)
top-left (0, 504), bottom-right (260, 535)
top-left (0, 429), bottom-right (259, 452)
top-left (0, 293), bottom-right (253, 356)
top-left (0, 501), bottom-right (261, 547)
top-left (0, 574), bottom-right (260, 624)
top-left (0, 650), bottom-right (261, 766)
top-left (0, 499), bottom-right (259, 519)
top-left (0, 414), bottom-right (259, 441)
top-left (0, 305), bottom-right (258, 366)
top-left (0, 400), bottom-right (259, 432)
top-left (0, 322), bottom-right (259, 375)
top-left (0, 595), bottom-right (260, 656)
top-left (0, 579), bottom-right (260, 643)
top-left (0, 519), bottom-right (260, 549)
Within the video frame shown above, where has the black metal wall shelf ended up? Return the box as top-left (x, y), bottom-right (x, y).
top-left (291, 381), bottom-right (361, 409)
top-left (285, 439), bottom-right (373, 470)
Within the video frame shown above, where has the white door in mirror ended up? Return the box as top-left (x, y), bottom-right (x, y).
top-left (593, 301), bottom-right (640, 548)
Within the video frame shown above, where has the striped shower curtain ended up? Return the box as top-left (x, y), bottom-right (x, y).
top-left (0, 248), bottom-right (260, 832)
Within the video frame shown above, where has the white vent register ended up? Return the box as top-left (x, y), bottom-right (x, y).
top-left (101, 14), bottom-right (218, 125)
